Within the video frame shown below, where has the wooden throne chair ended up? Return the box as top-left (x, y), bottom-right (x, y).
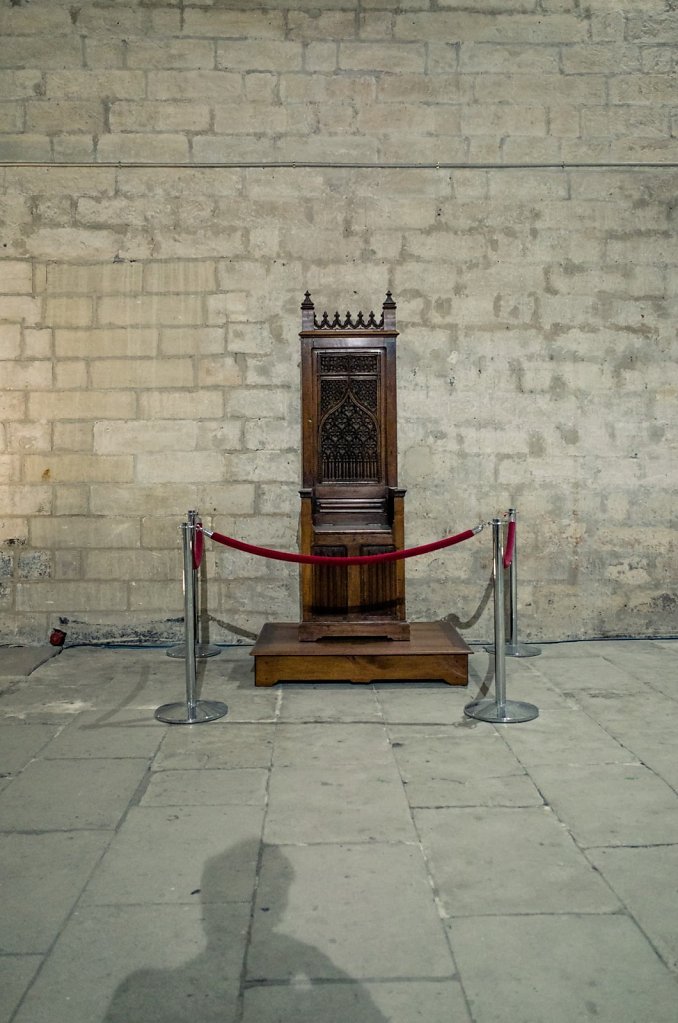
top-left (298, 291), bottom-right (410, 642)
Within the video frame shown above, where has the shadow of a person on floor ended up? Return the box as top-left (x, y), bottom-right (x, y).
top-left (103, 840), bottom-right (388, 1023)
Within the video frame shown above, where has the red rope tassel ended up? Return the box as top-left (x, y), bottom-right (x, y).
top-left (503, 519), bottom-right (516, 569)
top-left (192, 524), bottom-right (204, 570)
top-left (204, 525), bottom-right (482, 566)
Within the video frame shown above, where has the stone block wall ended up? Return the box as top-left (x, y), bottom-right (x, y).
top-left (0, 0), bottom-right (676, 645)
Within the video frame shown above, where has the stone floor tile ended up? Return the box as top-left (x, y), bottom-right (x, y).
top-left (81, 807), bottom-right (263, 906)
top-left (39, 710), bottom-right (164, 759)
top-left (278, 682), bottom-right (384, 722)
top-left (449, 914), bottom-right (678, 1023)
top-left (469, 653), bottom-right (572, 712)
top-left (242, 979), bottom-right (471, 1023)
top-left (0, 955), bottom-right (43, 1023)
top-left (498, 707), bottom-right (635, 767)
top-left (526, 761), bottom-right (678, 847)
top-left (388, 726), bottom-right (542, 807)
top-left (248, 843), bottom-right (454, 981)
top-left (0, 722), bottom-right (61, 774)
top-left (0, 758), bottom-right (148, 831)
top-left (12, 903), bottom-right (245, 1023)
top-left (152, 722), bottom-right (274, 770)
top-left (0, 832), bottom-right (112, 952)
top-left (141, 768), bottom-right (268, 807)
top-left (587, 844), bottom-right (678, 970)
top-left (372, 685), bottom-right (470, 725)
top-left (273, 723), bottom-right (394, 769)
top-left (595, 640), bottom-right (678, 689)
top-left (526, 652), bottom-right (642, 696)
top-left (264, 764), bottom-right (416, 843)
top-left (415, 806), bottom-right (620, 916)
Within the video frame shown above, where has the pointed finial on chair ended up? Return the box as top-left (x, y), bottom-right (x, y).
top-left (382, 291), bottom-right (396, 330)
top-left (301, 291), bottom-right (315, 329)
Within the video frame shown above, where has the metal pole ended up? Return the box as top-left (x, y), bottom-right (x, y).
top-left (493, 519), bottom-right (507, 715)
top-left (505, 508), bottom-right (541, 658)
top-left (155, 520), bottom-right (228, 725)
top-left (465, 519), bottom-right (539, 724)
top-left (166, 509), bottom-right (220, 659)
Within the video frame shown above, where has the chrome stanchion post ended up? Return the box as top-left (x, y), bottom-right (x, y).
top-left (465, 518), bottom-right (538, 725)
top-left (167, 509), bottom-right (220, 659)
top-left (505, 508), bottom-right (541, 658)
top-left (155, 521), bottom-right (228, 725)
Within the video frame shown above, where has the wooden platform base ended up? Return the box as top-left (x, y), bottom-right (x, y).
top-left (251, 621), bottom-right (471, 687)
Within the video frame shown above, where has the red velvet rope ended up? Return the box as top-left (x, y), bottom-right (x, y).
top-left (192, 523), bottom-right (204, 570)
top-left (203, 526), bottom-right (480, 566)
top-left (503, 519), bottom-right (516, 569)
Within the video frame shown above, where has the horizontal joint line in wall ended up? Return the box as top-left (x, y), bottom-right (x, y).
top-left (1, 161), bottom-right (677, 171)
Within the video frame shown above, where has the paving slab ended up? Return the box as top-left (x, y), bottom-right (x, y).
top-left (0, 646), bottom-right (61, 677)
top-left (141, 768), bottom-right (268, 807)
top-left (388, 725), bottom-right (542, 808)
top-left (415, 806), bottom-right (621, 917)
top-left (272, 723), bottom-right (394, 769)
top-left (526, 761), bottom-right (678, 847)
top-left (497, 707), bottom-right (637, 768)
top-left (38, 710), bottom-right (164, 759)
top-left (526, 651), bottom-right (644, 696)
top-left (264, 764), bottom-right (416, 844)
top-left (278, 682), bottom-right (384, 722)
top-left (0, 831), bottom-right (112, 952)
top-left (0, 722), bottom-right (62, 774)
top-left (81, 808), bottom-right (263, 906)
top-left (0, 757), bottom-right (148, 831)
top-left (152, 722), bottom-right (274, 770)
top-left (248, 843), bottom-right (454, 981)
top-left (587, 844), bottom-right (678, 971)
top-left (0, 955), bottom-right (42, 1023)
top-left (373, 684), bottom-right (471, 725)
top-left (242, 978), bottom-right (471, 1023)
top-left (12, 903), bottom-right (245, 1023)
top-left (449, 913), bottom-right (678, 1023)
top-left (573, 694), bottom-right (678, 755)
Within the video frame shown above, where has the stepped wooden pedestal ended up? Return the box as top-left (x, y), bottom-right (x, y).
top-left (251, 621), bottom-right (471, 687)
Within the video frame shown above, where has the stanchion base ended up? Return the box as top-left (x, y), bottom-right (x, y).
top-left (154, 700), bottom-right (228, 725)
top-left (485, 643), bottom-right (542, 658)
top-left (464, 698), bottom-right (539, 724)
top-left (506, 642), bottom-right (541, 658)
top-left (166, 644), bottom-right (221, 659)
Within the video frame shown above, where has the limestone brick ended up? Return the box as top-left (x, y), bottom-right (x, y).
top-left (0, 485), bottom-right (52, 516)
top-left (16, 581), bottom-right (128, 613)
top-left (24, 454), bottom-right (133, 485)
top-left (2, 362), bottom-right (52, 391)
top-left (97, 134), bottom-right (190, 164)
top-left (110, 101), bottom-right (211, 134)
top-left (339, 42), bottom-right (426, 73)
top-left (196, 355), bottom-right (242, 388)
top-left (138, 391), bottom-right (224, 420)
top-left (89, 358), bottom-right (194, 390)
top-left (55, 328), bottom-right (158, 359)
top-left (96, 295), bottom-right (204, 328)
top-left (126, 39), bottom-right (215, 71)
top-left (143, 261), bottom-right (217, 294)
top-left (0, 324), bottom-right (21, 360)
top-left (136, 451), bottom-right (224, 485)
top-left (216, 40), bottom-right (303, 72)
top-left (0, 35), bottom-right (82, 71)
top-left (28, 391), bottom-right (136, 421)
top-left (147, 71), bottom-right (242, 102)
